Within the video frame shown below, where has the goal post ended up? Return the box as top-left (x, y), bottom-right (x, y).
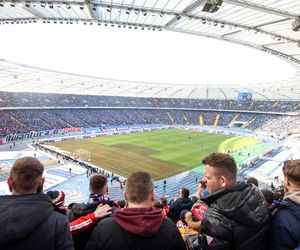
top-left (75, 149), bottom-right (91, 162)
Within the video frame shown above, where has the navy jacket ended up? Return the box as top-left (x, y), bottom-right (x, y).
top-left (269, 198), bottom-right (300, 250)
top-left (0, 193), bottom-right (74, 250)
top-left (169, 197), bottom-right (194, 222)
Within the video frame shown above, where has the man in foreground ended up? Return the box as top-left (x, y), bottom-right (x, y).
top-left (86, 171), bottom-right (185, 250)
top-left (0, 156), bottom-right (73, 250)
top-left (194, 152), bottom-right (271, 250)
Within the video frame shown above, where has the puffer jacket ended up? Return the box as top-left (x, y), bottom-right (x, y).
top-left (198, 182), bottom-right (271, 250)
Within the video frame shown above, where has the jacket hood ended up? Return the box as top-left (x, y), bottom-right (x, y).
top-left (284, 189), bottom-right (300, 205)
top-left (0, 193), bottom-right (54, 245)
top-left (113, 207), bottom-right (164, 237)
top-left (283, 189), bottom-right (300, 218)
top-left (203, 182), bottom-right (270, 227)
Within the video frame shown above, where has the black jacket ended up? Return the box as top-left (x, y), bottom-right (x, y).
top-left (169, 197), bottom-right (194, 222)
top-left (199, 182), bottom-right (271, 250)
top-left (0, 193), bottom-right (74, 250)
top-left (86, 207), bottom-right (185, 250)
top-left (68, 198), bottom-right (119, 250)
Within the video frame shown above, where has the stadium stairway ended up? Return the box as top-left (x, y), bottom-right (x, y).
top-left (214, 114), bottom-right (220, 127)
top-left (228, 114), bottom-right (239, 127)
top-left (242, 117), bottom-right (256, 129)
top-left (107, 170), bottom-right (200, 201)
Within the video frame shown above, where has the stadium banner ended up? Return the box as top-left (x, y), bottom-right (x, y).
top-left (63, 127), bottom-right (81, 133)
top-left (4, 129), bottom-right (59, 143)
top-left (237, 92), bottom-right (252, 101)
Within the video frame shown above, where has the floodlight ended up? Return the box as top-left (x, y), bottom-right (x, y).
top-left (200, 0), bottom-right (223, 13)
top-left (292, 19), bottom-right (300, 32)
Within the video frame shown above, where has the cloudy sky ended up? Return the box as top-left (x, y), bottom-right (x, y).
top-left (0, 23), bottom-right (295, 86)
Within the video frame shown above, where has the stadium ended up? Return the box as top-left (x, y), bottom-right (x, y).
top-left (0, 1), bottom-right (300, 249)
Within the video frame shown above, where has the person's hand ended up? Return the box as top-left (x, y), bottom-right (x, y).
top-left (94, 204), bottom-right (112, 219)
top-left (185, 211), bottom-right (193, 223)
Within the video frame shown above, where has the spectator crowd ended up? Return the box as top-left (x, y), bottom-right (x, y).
top-left (1, 153), bottom-right (299, 249)
top-left (1, 91), bottom-right (299, 113)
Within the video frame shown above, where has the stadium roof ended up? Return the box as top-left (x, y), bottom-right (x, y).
top-left (0, 0), bottom-right (300, 100)
top-left (1, 59), bottom-right (299, 100)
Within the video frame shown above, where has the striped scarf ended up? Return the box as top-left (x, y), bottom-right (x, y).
top-left (88, 193), bottom-right (111, 204)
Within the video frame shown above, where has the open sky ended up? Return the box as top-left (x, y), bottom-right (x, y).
top-left (0, 23), bottom-right (295, 86)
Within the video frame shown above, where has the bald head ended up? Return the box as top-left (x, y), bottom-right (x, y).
top-left (8, 156), bottom-right (44, 195)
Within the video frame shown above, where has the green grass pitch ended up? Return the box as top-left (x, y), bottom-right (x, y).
top-left (48, 128), bottom-right (266, 180)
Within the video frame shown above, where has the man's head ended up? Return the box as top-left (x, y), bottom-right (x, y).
top-left (283, 159), bottom-right (300, 193)
top-left (202, 152), bottom-right (237, 193)
top-left (89, 174), bottom-right (108, 195)
top-left (7, 156), bottom-right (44, 195)
top-left (124, 171), bottom-right (154, 208)
top-left (180, 187), bottom-right (190, 198)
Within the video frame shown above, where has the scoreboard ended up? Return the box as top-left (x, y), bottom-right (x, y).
top-left (238, 92), bottom-right (252, 101)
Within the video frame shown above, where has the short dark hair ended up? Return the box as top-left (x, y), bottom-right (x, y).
top-left (191, 196), bottom-right (198, 203)
top-left (246, 177), bottom-right (259, 187)
top-left (10, 156), bottom-right (44, 193)
top-left (125, 172), bottom-right (153, 204)
top-left (283, 160), bottom-right (300, 186)
top-left (89, 174), bottom-right (107, 194)
top-left (202, 152), bottom-right (237, 180)
top-left (181, 187), bottom-right (190, 198)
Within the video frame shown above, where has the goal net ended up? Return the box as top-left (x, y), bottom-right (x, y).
top-left (75, 149), bottom-right (91, 162)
